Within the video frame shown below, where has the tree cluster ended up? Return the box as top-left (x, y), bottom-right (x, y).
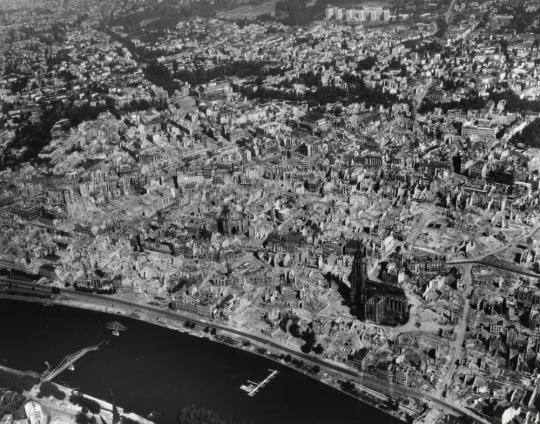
top-left (280, 353), bottom-right (305, 368)
top-left (144, 61), bottom-right (178, 96)
top-left (510, 118), bottom-right (540, 148)
top-left (489, 89), bottom-right (540, 113)
top-left (0, 369), bottom-right (38, 394)
top-left (10, 76), bottom-right (29, 93)
top-left (299, 327), bottom-right (324, 354)
top-left (76, 413), bottom-right (97, 424)
top-left (174, 61), bottom-right (285, 86)
top-left (275, 0), bottom-right (327, 26)
top-left (70, 393), bottom-right (101, 414)
top-left (418, 94), bottom-right (486, 114)
top-left (243, 71), bottom-right (397, 108)
top-left (37, 381), bottom-right (66, 400)
top-left (177, 405), bottom-right (230, 424)
top-left (2, 101), bottom-right (117, 168)
top-left (339, 380), bottom-right (359, 396)
top-left (279, 318), bottom-right (324, 354)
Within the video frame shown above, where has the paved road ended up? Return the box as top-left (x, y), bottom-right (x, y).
top-left (437, 263), bottom-right (471, 396)
top-left (447, 258), bottom-right (540, 279)
top-left (0, 219), bottom-right (73, 237)
top-left (447, 225), bottom-right (540, 279)
top-left (0, 279), bottom-right (491, 424)
top-left (445, 0), bottom-right (459, 23)
top-left (448, 225), bottom-right (540, 264)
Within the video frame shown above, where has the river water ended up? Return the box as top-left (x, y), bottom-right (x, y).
top-left (0, 300), bottom-right (400, 424)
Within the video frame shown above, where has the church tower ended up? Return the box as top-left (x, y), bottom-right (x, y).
top-left (349, 243), bottom-right (368, 307)
top-left (218, 204), bottom-right (231, 235)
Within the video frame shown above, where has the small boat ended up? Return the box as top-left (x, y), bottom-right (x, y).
top-left (106, 321), bottom-right (128, 336)
top-left (148, 411), bottom-right (160, 420)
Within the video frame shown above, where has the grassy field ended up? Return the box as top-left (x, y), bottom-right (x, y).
top-left (216, 0), bottom-right (277, 19)
top-left (216, 0), bottom-right (392, 21)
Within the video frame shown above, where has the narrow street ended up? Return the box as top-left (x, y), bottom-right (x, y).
top-left (437, 263), bottom-right (471, 397)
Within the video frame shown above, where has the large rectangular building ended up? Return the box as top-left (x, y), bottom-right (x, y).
top-left (326, 5), bottom-right (390, 22)
top-left (462, 121), bottom-right (500, 139)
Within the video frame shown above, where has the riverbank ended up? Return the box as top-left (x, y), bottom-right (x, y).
top-left (0, 290), bottom-right (417, 423)
top-left (1, 297), bottom-right (408, 424)
top-left (0, 365), bottom-right (152, 424)
top-left (66, 293), bottom-right (425, 422)
top-left (72, 294), bottom-right (419, 421)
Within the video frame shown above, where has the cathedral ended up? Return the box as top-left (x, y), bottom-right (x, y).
top-left (349, 243), bottom-right (409, 325)
top-left (217, 204), bottom-right (249, 236)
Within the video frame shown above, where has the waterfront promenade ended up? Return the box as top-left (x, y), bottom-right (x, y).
top-left (0, 279), bottom-right (490, 424)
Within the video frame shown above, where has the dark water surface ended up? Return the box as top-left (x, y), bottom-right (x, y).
top-left (0, 300), bottom-right (400, 424)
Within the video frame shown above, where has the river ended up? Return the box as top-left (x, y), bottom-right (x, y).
top-left (0, 299), bottom-right (400, 424)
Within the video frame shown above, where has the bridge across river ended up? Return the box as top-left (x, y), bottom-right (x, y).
top-left (41, 341), bottom-right (106, 382)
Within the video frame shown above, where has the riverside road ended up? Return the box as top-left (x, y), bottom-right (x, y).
top-left (0, 277), bottom-right (490, 424)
